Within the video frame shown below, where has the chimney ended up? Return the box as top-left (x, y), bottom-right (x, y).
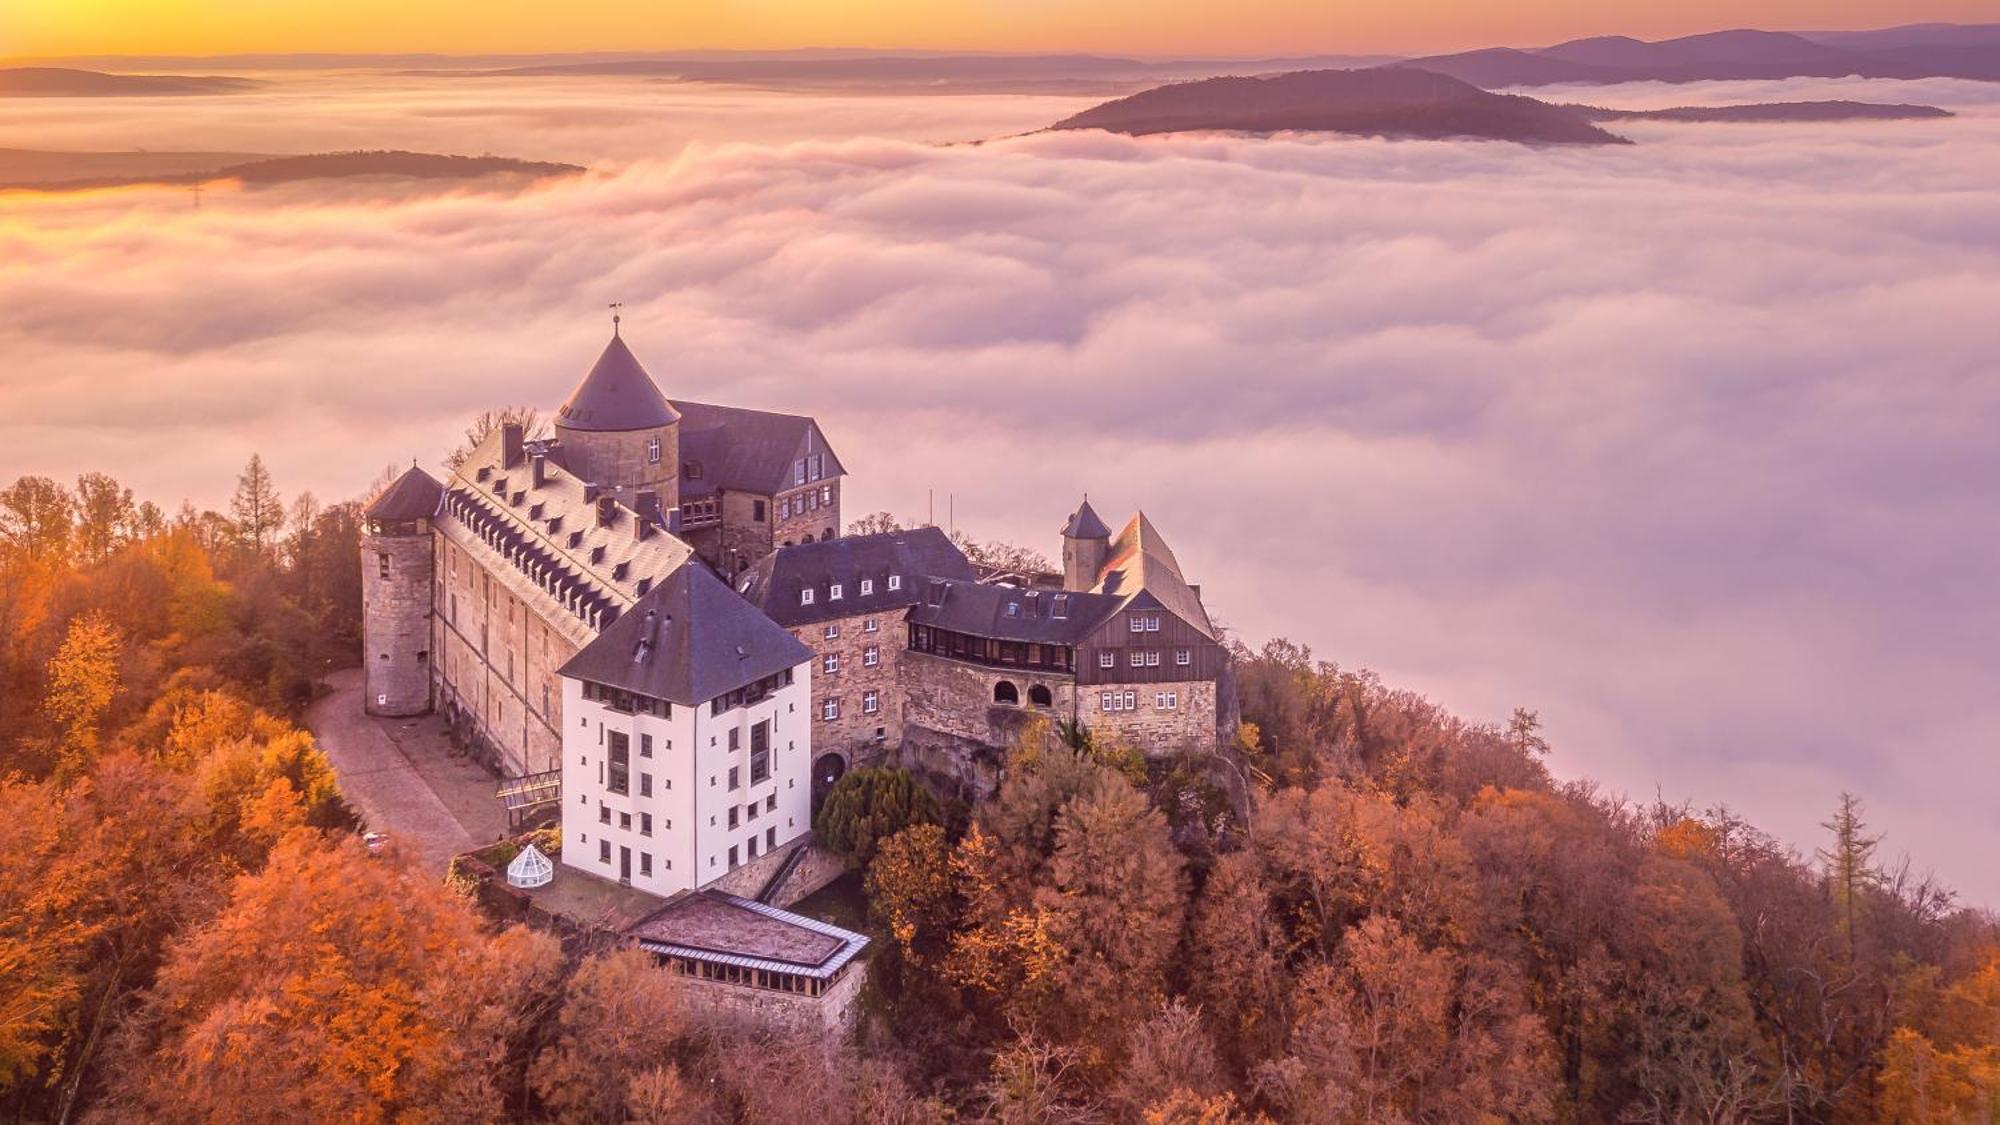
top-left (596, 497), bottom-right (617, 529)
top-left (634, 490), bottom-right (661, 541)
top-left (500, 422), bottom-right (524, 469)
top-left (530, 453), bottom-right (547, 488)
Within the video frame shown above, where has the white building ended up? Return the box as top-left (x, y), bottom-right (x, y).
top-left (557, 561), bottom-right (816, 897)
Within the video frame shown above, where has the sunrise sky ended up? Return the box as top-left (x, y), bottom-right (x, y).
top-left (7, 0), bottom-right (1997, 58)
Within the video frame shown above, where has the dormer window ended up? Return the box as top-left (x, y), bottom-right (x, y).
top-left (888, 574), bottom-right (902, 592)
top-left (1052, 594), bottom-right (1069, 619)
top-left (829, 584), bottom-right (843, 601)
top-left (647, 437), bottom-right (662, 464)
top-left (1005, 602), bottom-right (1020, 617)
top-left (860, 579), bottom-right (874, 596)
top-left (800, 588), bottom-right (815, 606)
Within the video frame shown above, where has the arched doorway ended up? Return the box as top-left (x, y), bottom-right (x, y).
top-left (1028, 684), bottom-right (1052, 708)
top-left (812, 752), bottom-right (847, 813)
top-left (993, 681), bottom-right (1019, 705)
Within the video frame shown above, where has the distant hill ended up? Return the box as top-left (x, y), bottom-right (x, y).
top-left (1401, 25), bottom-right (2000, 87)
top-left (3, 150), bottom-right (582, 192)
top-left (1047, 68), bottom-right (1629, 145)
top-left (0, 67), bottom-right (253, 97)
top-left (1570, 100), bottom-right (1953, 123)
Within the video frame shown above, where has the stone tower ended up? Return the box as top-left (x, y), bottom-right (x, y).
top-left (553, 328), bottom-right (681, 511)
top-left (1061, 497), bottom-right (1112, 592)
top-left (361, 465), bottom-right (444, 717)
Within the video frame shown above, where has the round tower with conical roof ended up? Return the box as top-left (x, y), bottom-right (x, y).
top-left (1061, 497), bottom-right (1112, 592)
top-left (361, 465), bottom-right (444, 717)
top-left (554, 327), bottom-right (681, 511)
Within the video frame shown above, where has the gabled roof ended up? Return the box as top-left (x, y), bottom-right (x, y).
top-left (1062, 498), bottom-right (1111, 540)
top-left (1094, 512), bottom-right (1216, 639)
top-left (907, 578), bottom-right (1121, 644)
top-left (555, 334), bottom-right (681, 433)
top-left (627, 889), bottom-right (868, 981)
top-left (365, 465), bottom-right (443, 521)
top-left (736, 527), bottom-right (975, 627)
top-left (559, 561), bottom-right (810, 705)
top-left (672, 400), bottom-right (843, 497)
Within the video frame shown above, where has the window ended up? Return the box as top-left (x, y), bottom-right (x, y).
top-left (1157, 692), bottom-right (1179, 710)
top-left (377, 551), bottom-right (390, 578)
top-left (748, 801), bottom-right (759, 821)
top-left (728, 806), bottom-right (740, 829)
top-left (779, 497), bottom-right (790, 519)
top-left (1125, 690), bottom-right (1137, 710)
top-left (1146, 650), bottom-right (1162, 667)
top-left (1176, 648), bottom-right (1192, 666)
top-left (729, 845), bottom-right (740, 868)
top-left (1052, 594), bottom-right (1069, 619)
top-left (640, 734), bottom-right (652, 758)
top-left (753, 499), bottom-right (766, 522)
top-left (1005, 602), bottom-right (1019, 617)
top-left (887, 574), bottom-right (902, 591)
top-left (640, 853), bottom-right (653, 877)
top-left (824, 623), bottom-right (839, 640)
top-left (619, 811), bottom-right (631, 830)
top-left (824, 653), bottom-right (839, 674)
top-left (1131, 650), bottom-right (1145, 667)
top-left (646, 436), bottom-right (661, 464)
top-left (994, 681), bottom-right (1019, 705)
top-left (1130, 615), bottom-right (1145, 633)
top-left (1029, 684), bottom-right (1053, 707)
top-left (821, 485), bottom-right (832, 504)
top-left (767, 826), bottom-right (777, 850)
top-left (809, 491), bottom-right (819, 512)
top-left (599, 805), bottom-right (611, 824)
top-left (640, 773), bottom-right (652, 797)
top-left (728, 766), bottom-right (740, 790)
top-left (1100, 651), bottom-right (1116, 669)
top-left (641, 813), bottom-right (653, 836)
top-left (607, 731), bottom-right (630, 795)
top-left (794, 460), bottom-right (806, 485)
top-left (863, 690), bottom-right (880, 714)
top-left (864, 617), bottom-right (879, 633)
top-left (747, 836), bottom-right (759, 859)
top-left (860, 579), bottom-right (874, 596)
top-left (766, 794), bottom-right (776, 812)
top-left (600, 839), bottom-right (611, 863)
top-left (829, 583), bottom-right (842, 600)
top-left (822, 698), bottom-right (839, 721)
top-left (750, 720), bottom-right (770, 784)
top-left (1101, 692), bottom-right (1115, 712)
top-left (800, 588), bottom-right (815, 606)
top-left (863, 645), bottom-right (879, 667)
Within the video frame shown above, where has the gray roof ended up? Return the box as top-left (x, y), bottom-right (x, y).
top-left (1062, 498), bottom-right (1112, 540)
top-left (672, 400), bottom-right (843, 497)
top-left (1092, 512), bottom-right (1216, 639)
top-left (735, 526), bottom-right (975, 627)
top-left (628, 889), bottom-right (868, 980)
top-left (559, 560), bottom-right (810, 705)
top-left (555, 334), bottom-right (681, 433)
top-left (365, 465), bottom-right (444, 521)
top-left (907, 578), bottom-right (1121, 644)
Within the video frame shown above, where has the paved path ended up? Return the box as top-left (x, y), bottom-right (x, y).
top-left (308, 668), bottom-right (502, 876)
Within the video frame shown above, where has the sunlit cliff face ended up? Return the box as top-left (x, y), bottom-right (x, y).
top-left (3, 73), bottom-right (1998, 903)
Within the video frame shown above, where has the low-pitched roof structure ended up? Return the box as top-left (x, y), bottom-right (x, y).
top-left (672, 400), bottom-right (843, 497)
top-left (907, 578), bottom-right (1121, 644)
top-left (556, 334), bottom-right (681, 432)
top-left (365, 465), bottom-right (444, 521)
top-left (735, 526), bottom-right (975, 627)
top-left (627, 890), bottom-right (868, 981)
top-left (559, 562), bottom-right (811, 705)
top-left (1092, 512), bottom-right (1216, 639)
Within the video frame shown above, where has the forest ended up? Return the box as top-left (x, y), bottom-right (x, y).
top-left (0, 463), bottom-right (1995, 1123)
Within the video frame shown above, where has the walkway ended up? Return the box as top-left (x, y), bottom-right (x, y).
top-left (306, 668), bottom-right (508, 876)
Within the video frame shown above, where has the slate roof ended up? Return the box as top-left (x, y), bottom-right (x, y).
top-left (365, 465), bottom-right (443, 521)
top-left (555, 334), bottom-right (681, 433)
top-left (627, 889), bottom-right (868, 980)
top-left (559, 560), bottom-right (811, 705)
top-left (1093, 513), bottom-right (1216, 639)
top-left (1062, 498), bottom-right (1112, 540)
top-left (735, 527), bottom-right (975, 628)
top-left (907, 578), bottom-right (1121, 644)
top-left (672, 400), bottom-right (844, 497)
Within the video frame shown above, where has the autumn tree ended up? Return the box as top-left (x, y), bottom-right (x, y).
top-left (531, 947), bottom-right (687, 1123)
top-left (866, 822), bottom-right (958, 966)
top-left (1819, 792), bottom-right (1883, 962)
top-left (448, 406), bottom-right (549, 469)
top-left (0, 475), bottom-right (75, 562)
top-left (45, 612), bottom-right (123, 781)
top-left (72, 473), bottom-right (136, 565)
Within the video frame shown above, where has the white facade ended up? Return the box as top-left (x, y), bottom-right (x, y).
top-left (560, 662), bottom-right (814, 897)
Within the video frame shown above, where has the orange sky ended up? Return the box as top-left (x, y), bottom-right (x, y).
top-left (7, 0), bottom-right (1994, 59)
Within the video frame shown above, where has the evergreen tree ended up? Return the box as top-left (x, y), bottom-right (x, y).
top-left (814, 767), bottom-right (942, 867)
top-left (1818, 792), bottom-right (1883, 961)
top-left (229, 454), bottom-right (283, 556)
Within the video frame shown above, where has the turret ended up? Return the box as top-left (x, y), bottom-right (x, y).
top-left (1060, 497), bottom-right (1112, 592)
top-left (553, 328), bottom-right (680, 512)
top-left (361, 465), bottom-right (443, 717)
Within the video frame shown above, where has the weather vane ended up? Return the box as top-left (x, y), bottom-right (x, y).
top-left (609, 301), bottom-right (624, 336)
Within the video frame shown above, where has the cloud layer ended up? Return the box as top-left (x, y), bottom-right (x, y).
top-left (3, 74), bottom-right (1998, 902)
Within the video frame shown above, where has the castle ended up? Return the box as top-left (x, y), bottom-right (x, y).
top-left (359, 326), bottom-right (1232, 908)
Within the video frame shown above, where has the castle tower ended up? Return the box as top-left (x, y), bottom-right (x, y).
top-left (1061, 497), bottom-right (1112, 592)
top-left (553, 327), bottom-right (681, 512)
top-left (361, 465), bottom-right (444, 717)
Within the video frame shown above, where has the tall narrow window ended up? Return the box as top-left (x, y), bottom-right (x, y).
top-left (377, 552), bottom-right (390, 578)
top-left (750, 720), bottom-right (771, 784)
top-left (647, 436), bottom-right (662, 464)
top-left (607, 731), bottom-right (630, 796)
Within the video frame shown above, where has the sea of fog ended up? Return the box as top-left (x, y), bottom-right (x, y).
top-left (2, 71), bottom-right (1997, 904)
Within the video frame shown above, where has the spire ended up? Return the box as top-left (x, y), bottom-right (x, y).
top-left (1062, 496), bottom-right (1112, 540)
top-left (555, 331), bottom-right (681, 433)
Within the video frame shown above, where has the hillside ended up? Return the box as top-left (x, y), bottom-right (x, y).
top-left (1403, 25), bottom-right (2000, 87)
top-left (0, 66), bottom-right (253, 96)
top-left (1573, 100), bottom-right (1953, 122)
top-left (5, 149), bottom-right (583, 191)
top-left (1048, 67), bottom-right (1628, 145)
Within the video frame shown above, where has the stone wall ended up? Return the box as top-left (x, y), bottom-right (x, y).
top-left (361, 527), bottom-right (434, 717)
top-left (900, 650), bottom-right (1075, 747)
top-left (668, 962), bottom-right (866, 1036)
top-left (897, 724), bottom-right (1007, 805)
top-left (774, 479), bottom-right (840, 548)
top-left (433, 531), bottom-right (576, 776)
top-left (794, 609), bottom-right (904, 774)
top-left (715, 489), bottom-right (774, 575)
top-left (1080, 678), bottom-right (1219, 755)
top-left (703, 833), bottom-right (810, 899)
top-left (766, 841), bottom-right (849, 909)
top-left (554, 423), bottom-right (679, 504)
